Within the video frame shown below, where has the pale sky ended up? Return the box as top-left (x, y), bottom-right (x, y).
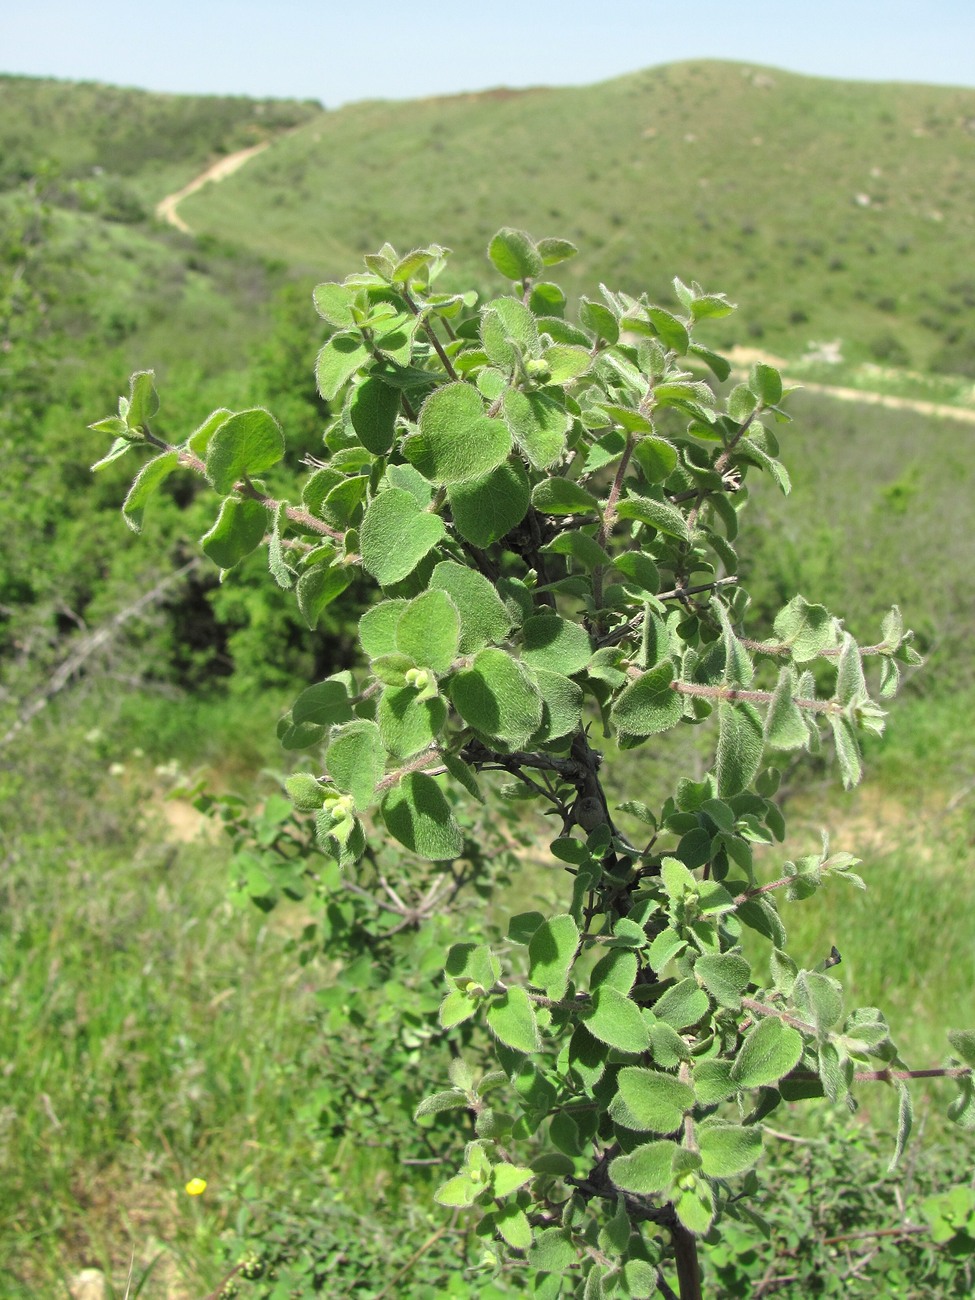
top-left (3, 0), bottom-right (973, 105)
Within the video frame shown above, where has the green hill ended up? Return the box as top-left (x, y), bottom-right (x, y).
top-left (173, 60), bottom-right (975, 378)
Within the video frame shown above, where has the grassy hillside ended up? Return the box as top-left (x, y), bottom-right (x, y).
top-left (0, 74), bottom-right (322, 200)
top-left (176, 60), bottom-right (975, 380)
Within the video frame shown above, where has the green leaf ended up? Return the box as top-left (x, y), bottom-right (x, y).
top-left (395, 589), bottom-right (461, 674)
top-left (292, 676), bottom-right (356, 727)
top-left (404, 382), bottom-right (512, 485)
top-left (200, 496), bottom-right (270, 569)
top-left (609, 1140), bottom-right (678, 1194)
top-left (487, 986), bottom-right (541, 1053)
top-left (122, 449), bottom-right (179, 532)
top-left (381, 772), bottom-right (464, 860)
top-left (794, 971), bottom-right (844, 1032)
top-left (326, 720), bottom-right (386, 810)
top-left (434, 1173), bottom-right (481, 1207)
top-left (350, 375), bottom-right (399, 455)
top-left (360, 487), bottom-right (446, 586)
top-left (359, 599), bottom-right (409, 659)
top-left (764, 668), bottom-right (809, 751)
top-left (448, 460), bottom-right (530, 547)
top-left (488, 227), bottom-right (543, 281)
top-left (285, 773), bottom-right (325, 812)
top-left (613, 1068), bottom-right (694, 1133)
top-left (692, 1060), bottom-right (737, 1105)
top-left (612, 662), bottom-right (682, 739)
top-left (316, 332), bottom-right (370, 401)
top-left (647, 306), bottom-right (689, 353)
top-left (430, 561), bottom-right (514, 653)
top-left (536, 236), bottom-right (578, 267)
top-left (494, 1202), bottom-right (533, 1250)
top-left (528, 1228), bottom-right (577, 1273)
top-left (730, 1015), bottom-right (804, 1088)
top-left (772, 596), bottom-right (834, 663)
top-left (590, 949), bottom-right (638, 995)
top-left (542, 530), bottom-right (611, 571)
top-left (313, 281), bottom-right (356, 328)
top-left (622, 1259), bottom-right (657, 1298)
top-left (568, 1025), bottom-right (608, 1089)
top-left (675, 1176), bottom-right (715, 1235)
top-left (204, 409), bottom-right (285, 494)
top-left (948, 1030), bottom-right (975, 1070)
top-left (450, 648), bottom-right (544, 748)
top-left (296, 562), bottom-right (353, 628)
top-left (653, 978), bottom-right (710, 1030)
top-left (414, 1090), bottom-right (471, 1119)
top-left (716, 701), bottom-right (764, 797)
top-left (829, 714), bottom-right (863, 789)
top-left (695, 953), bottom-right (751, 1009)
top-left (583, 986), bottom-right (651, 1054)
top-left (440, 989), bottom-right (478, 1029)
top-left (528, 914), bottom-right (580, 1000)
top-left (125, 370), bottom-right (159, 429)
top-left (532, 477), bottom-right (600, 516)
top-left (749, 362), bottom-right (783, 406)
top-left (698, 1123), bottom-right (764, 1177)
top-left (522, 616), bottom-right (592, 676)
top-left (377, 686), bottom-right (448, 759)
top-left (493, 1161), bottom-right (535, 1198)
top-left (542, 343), bottom-right (591, 384)
top-left (579, 297), bottom-right (619, 344)
top-left (502, 388), bottom-right (570, 470)
top-left (617, 494), bottom-right (690, 542)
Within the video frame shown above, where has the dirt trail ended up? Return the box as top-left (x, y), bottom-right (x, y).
top-left (728, 347), bottom-right (975, 424)
top-left (155, 140), bottom-right (271, 233)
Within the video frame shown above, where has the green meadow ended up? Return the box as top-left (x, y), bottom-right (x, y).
top-left (1, 62), bottom-right (973, 1296)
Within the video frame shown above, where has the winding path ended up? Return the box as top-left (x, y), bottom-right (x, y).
top-left (155, 140), bottom-right (271, 233)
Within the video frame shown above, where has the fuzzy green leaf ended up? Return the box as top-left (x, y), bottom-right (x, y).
top-left (502, 388), bottom-right (570, 469)
top-left (613, 1068), bottom-right (695, 1133)
top-left (360, 487), bottom-right (446, 586)
top-left (528, 914), bottom-right (580, 1000)
top-left (609, 1140), bottom-right (678, 1194)
top-left (583, 986), bottom-right (651, 1054)
top-left (326, 720), bottom-right (386, 810)
top-left (488, 227), bottom-right (543, 281)
top-left (730, 1015), bottom-right (804, 1089)
top-left (377, 686), bottom-right (448, 759)
top-left (381, 772), bottom-right (464, 860)
top-left (430, 561), bottom-right (514, 653)
top-left (296, 562), bottom-right (353, 628)
top-left (204, 408), bottom-right (284, 493)
top-left (316, 332), bottom-right (370, 400)
top-left (404, 382), bottom-right (511, 485)
top-left (716, 701), bottom-right (764, 797)
top-left (617, 494), bottom-right (690, 542)
top-left (395, 590), bottom-right (461, 674)
top-left (447, 460), bottom-right (530, 547)
top-left (522, 615), bottom-right (592, 676)
top-left (200, 496), bottom-right (270, 569)
top-left (487, 986), bottom-right (541, 1053)
top-left (698, 1123), bottom-right (764, 1177)
top-left (350, 375), bottom-right (399, 455)
top-left (450, 648), bottom-right (543, 748)
top-left (532, 477), bottom-right (600, 515)
top-left (612, 662), bottom-right (682, 738)
top-left (122, 450), bottom-right (179, 532)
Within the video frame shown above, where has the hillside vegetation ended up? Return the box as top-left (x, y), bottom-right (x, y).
top-left (175, 60), bottom-right (975, 379)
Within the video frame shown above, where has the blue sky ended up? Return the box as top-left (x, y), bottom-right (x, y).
top-left (3, 1), bottom-right (973, 104)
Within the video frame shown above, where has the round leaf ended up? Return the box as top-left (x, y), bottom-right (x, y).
top-left (380, 772), bottom-right (463, 861)
top-left (404, 382), bottom-right (512, 485)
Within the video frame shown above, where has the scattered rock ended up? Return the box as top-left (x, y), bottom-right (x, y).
top-left (69, 1270), bottom-right (107, 1300)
